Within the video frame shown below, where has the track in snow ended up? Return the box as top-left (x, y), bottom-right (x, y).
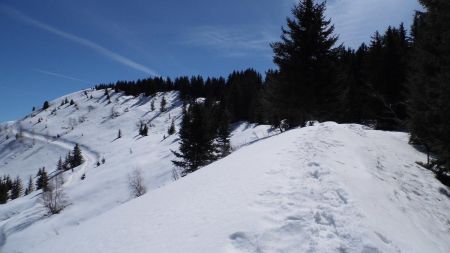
top-left (14, 126), bottom-right (101, 185)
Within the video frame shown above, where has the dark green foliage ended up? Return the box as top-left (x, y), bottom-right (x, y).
top-left (24, 176), bottom-right (34, 196)
top-left (214, 105), bottom-right (232, 158)
top-left (150, 100), bottom-right (155, 111)
top-left (160, 96), bottom-right (167, 112)
top-left (10, 176), bottom-right (23, 200)
top-left (0, 176), bottom-right (10, 204)
top-left (172, 103), bottom-right (216, 176)
top-left (36, 168), bottom-right (49, 191)
top-left (42, 101), bottom-right (50, 110)
top-left (408, 0), bottom-right (450, 186)
top-left (168, 119), bottom-right (176, 135)
top-left (139, 123), bottom-right (148, 136)
top-left (57, 157), bottom-right (64, 171)
top-left (269, 0), bottom-right (340, 127)
top-left (225, 69), bottom-right (263, 123)
top-left (71, 144), bottom-right (84, 168)
top-left (363, 25), bottom-right (411, 130)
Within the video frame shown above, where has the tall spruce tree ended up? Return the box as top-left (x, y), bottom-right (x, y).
top-left (57, 157), bottom-right (64, 171)
top-left (71, 144), bottom-right (84, 168)
top-left (25, 176), bottom-right (34, 196)
top-left (36, 168), bottom-right (49, 191)
top-left (0, 179), bottom-right (9, 204)
top-left (270, 0), bottom-right (339, 127)
top-left (168, 119), bottom-right (176, 135)
top-left (214, 106), bottom-right (231, 158)
top-left (10, 176), bottom-right (23, 200)
top-left (365, 25), bottom-right (411, 130)
top-left (42, 101), bottom-right (50, 110)
top-left (408, 0), bottom-right (450, 186)
top-left (172, 103), bottom-right (215, 176)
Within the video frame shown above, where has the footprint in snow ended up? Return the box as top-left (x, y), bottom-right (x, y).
top-left (229, 232), bottom-right (260, 253)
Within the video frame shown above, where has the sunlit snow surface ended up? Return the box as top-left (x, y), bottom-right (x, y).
top-left (0, 90), bottom-right (449, 252)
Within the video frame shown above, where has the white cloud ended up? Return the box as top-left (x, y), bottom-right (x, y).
top-left (325, 0), bottom-right (421, 48)
top-left (0, 4), bottom-right (158, 76)
top-left (185, 26), bottom-right (277, 57)
top-left (33, 69), bottom-right (91, 84)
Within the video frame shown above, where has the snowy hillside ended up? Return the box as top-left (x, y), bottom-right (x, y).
top-left (0, 89), bottom-right (275, 251)
top-left (0, 90), bottom-right (449, 252)
top-left (15, 122), bottom-right (449, 253)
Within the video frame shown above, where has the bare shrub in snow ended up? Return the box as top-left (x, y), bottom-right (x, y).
top-left (128, 169), bottom-right (146, 198)
top-left (171, 168), bottom-right (180, 181)
top-left (42, 173), bottom-right (67, 215)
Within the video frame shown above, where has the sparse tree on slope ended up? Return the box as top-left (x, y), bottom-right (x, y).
top-left (24, 176), bottom-right (34, 195)
top-left (36, 168), bottom-right (49, 191)
top-left (168, 119), bottom-right (176, 135)
top-left (42, 101), bottom-right (50, 110)
top-left (160, 96), bottom-right (167, 112)
top-left (71, 144), bottom-right (84, 168)
top-left (57, 157), bottom-right (64, 171)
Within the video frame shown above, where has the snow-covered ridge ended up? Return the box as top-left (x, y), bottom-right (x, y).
top-left (4, 121), bottom-right (450, 252)
top-left (0, 89), bottom-right (276, 251)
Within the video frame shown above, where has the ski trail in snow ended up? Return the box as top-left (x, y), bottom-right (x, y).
top-left (228, 125), bottom-right (398, 253)
top-left (13, 127), bottom-right (100, 186)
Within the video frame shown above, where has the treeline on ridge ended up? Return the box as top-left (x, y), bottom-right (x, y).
top-left (93, 0), bottom-right (449, 186)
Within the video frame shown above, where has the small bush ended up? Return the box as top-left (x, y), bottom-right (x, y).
top-left (128, 169), bottom-right (146, 198)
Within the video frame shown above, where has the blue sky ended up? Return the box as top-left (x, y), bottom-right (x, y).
top-left (0, 0), bottom-right (421, 122)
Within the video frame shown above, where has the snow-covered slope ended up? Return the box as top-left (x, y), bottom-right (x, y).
top-left (2, 109), bottom-right (450, 252)
top-left (36, 123), bottom-right (450, 252)
top-left (0, 89), bottom-right (277, 251)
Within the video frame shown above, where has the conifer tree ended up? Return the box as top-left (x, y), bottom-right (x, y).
top-left (139, 123), bottom-right (148, 136)
top-left (25, 176), bottom-right (34, 196)
top-left (57, 157), bottom-right (64, 171)
top-left (4, 175), bottom-right (12, 191)
top-left (71, 144), bottom-right (84, 168)
top-left (42, 101), bottom-right (50, 110)
top-left (36, 168), bottom-right (49, 191)
top-left (10, 176), bottom-right (23, 200)
top-left (172, 103), bottom-right (215, 176)
top-left (408, 0), bottom-right (450, 185)
top-left (0, 179), bottom-right (8, 204)
top-left (118, 129), bottom-right (122, 139)
top-left (160, 96), bottom-right (167, 112)
top-left (63, 152), bottom-right (72, 171)
top-left (150, 100), bottom-right (155, 111)
top-left (215, 108), bottom-right (231, 158)
top-left (168, 119), bottom-right (176, 135)
top-left (270, 0), bottom-right (339, 127)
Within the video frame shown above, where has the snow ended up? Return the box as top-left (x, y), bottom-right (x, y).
top-left (0, 89), bottom-right (449, 252)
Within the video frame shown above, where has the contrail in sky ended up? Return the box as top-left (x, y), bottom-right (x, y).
top-left (0, 4), bottom-right (158, 76)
